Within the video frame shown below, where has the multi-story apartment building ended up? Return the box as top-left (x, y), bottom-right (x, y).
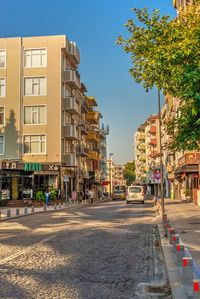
top-left (144, 114), bottom-right (161, 196)
top-left (112, 164), bottom-right (126, 187)
top-left (134, 124), bottom-right (146, 183)
top-left (162, 94), bottom-right (200, 203)
top-left (0, 35), bottom-right (108, 202)
top-left (134, 114), bottom-right (162, 195)
top-left (173, 0), bottom-right (194, 11)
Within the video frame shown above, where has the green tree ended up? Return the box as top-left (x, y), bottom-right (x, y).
top-left (123, 161), bottom-right (136, 185)
top-left (117, 3), bottom-right (200, 150)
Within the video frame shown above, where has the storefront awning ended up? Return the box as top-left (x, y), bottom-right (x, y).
top-left (175, 164), bottom-right (199, 174)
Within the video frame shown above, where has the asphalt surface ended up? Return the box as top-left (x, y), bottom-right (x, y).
top-left (0, 200), bottom-right (171, 299)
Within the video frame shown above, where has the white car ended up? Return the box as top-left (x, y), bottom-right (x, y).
top-left (126, 185), bottom-right (144, 204)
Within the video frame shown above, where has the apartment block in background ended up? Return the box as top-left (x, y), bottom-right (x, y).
top-left (134, 124), bottom-right (146, 183)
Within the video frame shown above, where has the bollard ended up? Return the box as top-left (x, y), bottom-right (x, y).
top-left (54, 204), bottom-right (57, 210)
top-left (43, 205), bottom-right (47, 212)
top-left (16, 208), bottom-right (20, 216)
top-left (59, 203), bottom-right (61, 209)
top-left (168, 227), bottom-right (176, 244)
top-left (31, 206), bottom-right (35, 213)
top-left (7, 210), bottom-right (11, 218)
top-left (164, 219), bottom-right (171, 237)
top-left (172, 234), bottom-right (180, 253)
top-left (24, 207), bottom-right (28, 215)
top-left (193, 279), bottom-right (200, 298)
top-left (176, 244), bottom-right (185, 266)
top-left (183, 257), bottom-right (193, 285)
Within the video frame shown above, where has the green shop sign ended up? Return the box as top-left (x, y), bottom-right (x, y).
top-left (24, 163), bottom-right (42, 172)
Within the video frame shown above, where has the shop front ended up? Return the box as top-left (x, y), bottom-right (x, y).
top-left (0, 161), bottom-right (61, 201)
top-left (175, 153), bottom-right (200, 203)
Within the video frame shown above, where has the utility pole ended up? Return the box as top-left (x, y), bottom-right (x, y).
top-left (158, 89), bottom-right (165, 219)
top-left (109, 153), bottom-right (114, 198)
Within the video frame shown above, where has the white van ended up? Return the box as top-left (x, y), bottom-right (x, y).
top-left (126, 185), bottom-right (144, 204)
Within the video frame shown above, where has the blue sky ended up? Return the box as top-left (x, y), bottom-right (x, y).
top-left (1, 0), bottom-right (176, 165)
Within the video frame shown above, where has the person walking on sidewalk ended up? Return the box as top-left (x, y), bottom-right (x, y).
top-left (89, 189), bottom-right (94, 204)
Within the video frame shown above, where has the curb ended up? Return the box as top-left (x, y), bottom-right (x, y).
top-left (0, 199), bottom-right (109, 222)
top-left (157, 221), bottom-right (188, 299)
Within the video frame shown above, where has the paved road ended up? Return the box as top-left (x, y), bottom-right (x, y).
top-left (0, 200), bottom-right (170, 298)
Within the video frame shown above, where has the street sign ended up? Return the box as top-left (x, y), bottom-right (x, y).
top-left (154, 171), bottom-right (160, 180)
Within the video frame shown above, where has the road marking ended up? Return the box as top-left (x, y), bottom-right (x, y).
top-left (0, 234), bottom-right (57, 265)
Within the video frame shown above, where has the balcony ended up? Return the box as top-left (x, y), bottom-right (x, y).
top-left (86, 131), bottom-right (101, 143)
top-left (68, 41), bottom-right (80, 65)
top-left (138, 133), bottom-right (145, 141)
top-left (64, 69), bottom-right (81, 89)
top-left (150, 138), bottom-right (157, 146)
top-left (77, 121), bottom-right (89, 135)
top-left (88, 151), bottom-right (101, 160)
top-left (85, 111), bottom-right (99, 124)
top-left (139, 156), bottom-right (146, 162)
top-left (149, 126), bottom-right (157, 133)
top-left (64, 125), bottom-right (78, 140)
top-left (166, 165), bottom-right (174, 173)
top-left (64, 153), bottom-right (77, 167)
top-left (149, 151), bottom-right (157, 158)
top-left (76, 145), bottom-right (89, 157)
top-left (65, 97), bottom-right (80, 115)
top-left (138, 144), bottom-right (146, 151)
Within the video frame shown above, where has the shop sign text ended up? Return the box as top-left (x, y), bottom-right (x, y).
top-left (24, 163), bottom-right (42, 172)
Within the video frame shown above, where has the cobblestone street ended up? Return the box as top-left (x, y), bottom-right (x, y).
top-left (0, 201), bottom-right (170, 298)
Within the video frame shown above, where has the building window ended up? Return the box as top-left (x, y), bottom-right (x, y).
top-left (24, 135), bottom-right (46, 154)
top-left (0, 50), bottom-right (6, 68)
top-left (0, 136), bottom-right (4, 154)
top-left (24, 106), bottom-right (46, 124)
top-left (24, 77), bottom-right (46, 96)
top-left (24, 49), bottom-right (47, 68)
top-left (0, 107), bottom-right (4, 125)
top-left (0, 78), bottom-right (5, 97)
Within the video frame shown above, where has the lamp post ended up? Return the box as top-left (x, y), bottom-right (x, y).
top-left (158, 89), bottom-right (165, 219)
top-left (109, 153), bottom-right (114, 198)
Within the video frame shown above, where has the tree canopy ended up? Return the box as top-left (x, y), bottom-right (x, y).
top-left (117, 3), bottom-right (200, 150)
top-left (123, 161), bottom-right (136, 185)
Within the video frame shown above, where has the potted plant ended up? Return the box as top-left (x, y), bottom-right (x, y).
top-left (184, 188), bottom-right (191, 202)
top-left (34, 191), bottom-right (45, 206)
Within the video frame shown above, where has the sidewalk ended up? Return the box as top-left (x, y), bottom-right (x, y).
top-left (156, 198), bottom-right (200, 298)
top-left (163, 198), bottom-right (200, 267)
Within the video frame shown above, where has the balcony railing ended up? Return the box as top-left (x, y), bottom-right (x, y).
top-left (88, 151), bottom-right (101, 160)
top-left (76, 145), bottom-right (89, 157)
top-left (64, 153), bottom-right (78, 167)
top-left (139, 156), bottom-right (146, 161)
top-left (85, 111), bottom-right (99, 124)
top-left (64, 69), bottom-right (81, 89)
top-left (64, 125), bottom-right (78, 140)
top-left (68, 41), bottom-right (80, 65)
top-left (86, 131), bottom-right (101, 143)
top-left (150, 138), bottom-right (157, 146)
top-left (138, 133), bottom-right (145, 141)
top-left (150, 125), bottom-right (157, 134)
top-left (138, 144), bottom-right (146, 150)
top-left (65, 97), bottom-right (80, 115)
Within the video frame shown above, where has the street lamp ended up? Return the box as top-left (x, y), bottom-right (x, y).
top-left (109, 153), bottom-right (114, 198)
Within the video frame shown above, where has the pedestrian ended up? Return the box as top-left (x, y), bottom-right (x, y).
top-left (86, 189), bottom-right (90, 203)
top-left (45, 190), bottom-right (50, 206)
top-left (89, 189), bottom-right (94, 204)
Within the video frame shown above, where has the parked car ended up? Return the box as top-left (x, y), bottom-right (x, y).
top-left (112, 189), bottom-right (126, 200)
top-left (126, 185), bottom-right (144, 204)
